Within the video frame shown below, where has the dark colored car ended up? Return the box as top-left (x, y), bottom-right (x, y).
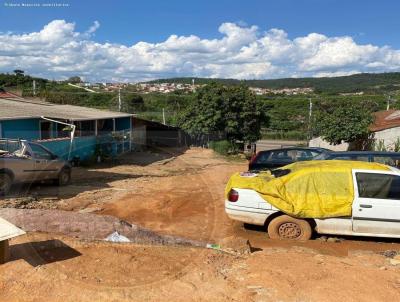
top-left (248, 147), bottom-right (330, 171)
top-left (314, 151), bottom-right (400, 168)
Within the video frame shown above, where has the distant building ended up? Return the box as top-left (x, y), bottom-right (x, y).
top-left (249, 86), bottom-right (314, 95)
top-left (310, 109), bottom-right (400, 151)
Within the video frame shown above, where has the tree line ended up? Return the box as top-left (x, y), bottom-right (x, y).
top-left (1, 71), bottom-right (398, 149)
top-left (147, 72), bottom-right (400, 94)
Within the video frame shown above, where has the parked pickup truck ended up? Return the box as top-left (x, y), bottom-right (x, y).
top-left (225, 161), bottom-right (400, 240)
top-left (0, 140), bottom-right (71, 195)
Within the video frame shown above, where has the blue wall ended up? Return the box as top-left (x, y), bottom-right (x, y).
top-left (0, 118), bottom-right (40, 140)
top-left (41, 136), bottom-right (99, 161)
top-left (1, 116), bottom-right (132, 161)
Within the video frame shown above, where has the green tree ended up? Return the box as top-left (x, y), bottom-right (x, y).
top-left (123, 93), bottom-right (144, 112)
top-left (68, 76), bottom-right (82, 84)
top-left (315, 101), bottom-right (373, 145)
top-left (179, 82), bottom-right (226, 136)
top-left (225, 84), bottom-right (262, 142)
top-left (179, 83), bottom-right (262, 142)
top-left (13, 69), bottom-right (24, 76)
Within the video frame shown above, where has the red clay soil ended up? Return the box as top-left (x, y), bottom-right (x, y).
top-left (1, 148), bottom-right (400, 301)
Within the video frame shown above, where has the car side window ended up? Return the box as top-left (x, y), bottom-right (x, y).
top-left (356, 172), bottom-right (400, 200)
top-left (295, 150), bottom-right (319, 160)
top-left (333, 155), bottom-right (369, 162)
top-left (271, 150), bottom-right (292, 161)
top-left (29, 144), bottom-right (53, 160)
top-left (354, 156), bottom-right (369, 162)
top-left (331, 155), bottom-right (353, 160)
top-left (373, 156), bottom-right (400, 168)
top-left (254, 151), bottom-right (272, 163)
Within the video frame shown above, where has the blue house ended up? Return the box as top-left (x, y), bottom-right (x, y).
top-left (0, 94), bottom-right (133, 161)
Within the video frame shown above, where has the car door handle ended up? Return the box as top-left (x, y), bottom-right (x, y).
top-left (360, 204), bottom-right (372, 208)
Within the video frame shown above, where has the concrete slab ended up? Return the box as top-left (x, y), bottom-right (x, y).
top-left (0, 218), bottom-right (25, 264)
top-left (0, 217), bottom-right (25, 241)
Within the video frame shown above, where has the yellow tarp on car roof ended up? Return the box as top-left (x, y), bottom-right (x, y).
top-left (225, 160), bottom-right (391, 218)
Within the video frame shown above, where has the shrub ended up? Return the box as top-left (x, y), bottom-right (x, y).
top-left (261, 130), bottom-right (308, 140)
top-left (209, 140), bottom-right (237, 155)
top-left (373, 139), bottom-right (387, 151)
top-left (394, 138), bottom-right (400, 152)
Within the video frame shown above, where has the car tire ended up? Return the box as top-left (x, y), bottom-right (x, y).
top-left (57, 168), bottom-right (71, 186)
top-left (0, 173), bottom-right (12, 196)
top-left (268, 215), bottom-right (312, 241)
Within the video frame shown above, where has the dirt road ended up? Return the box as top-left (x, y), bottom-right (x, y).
top-left (1, 148), bottom-right (400, 301)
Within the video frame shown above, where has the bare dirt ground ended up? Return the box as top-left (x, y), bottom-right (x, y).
top-left (1, 148), bottom-right (400, 301)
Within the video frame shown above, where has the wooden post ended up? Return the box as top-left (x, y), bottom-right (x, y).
top-left (0, 240), bottom-right (10, 264)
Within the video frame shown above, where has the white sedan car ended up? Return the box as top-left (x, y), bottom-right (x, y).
top-left (225, 167), bottom-right (400, 240)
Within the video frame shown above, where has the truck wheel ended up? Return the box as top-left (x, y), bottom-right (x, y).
top-left (57, 168), bottom-right (71, 186)
top-left (268, 215), bottom-right (312, 241)
top-left (0, 173), bottom-right (12, 196)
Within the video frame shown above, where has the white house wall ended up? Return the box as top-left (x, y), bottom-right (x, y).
top-left (309, 136), bottom-right (349, 151)
top-left (374, 127), bottom-right (400, 150)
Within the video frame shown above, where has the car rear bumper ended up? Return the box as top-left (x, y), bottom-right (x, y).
top-left (225, 202), bottom-right (270, 225)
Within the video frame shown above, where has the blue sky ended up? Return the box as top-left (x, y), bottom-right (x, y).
top-left (1, 0), bottom-right (399, 47)
top-left (1, 0), bottom-right (400, 81)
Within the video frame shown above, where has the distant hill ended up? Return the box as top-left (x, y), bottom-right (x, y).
top-left (145, 72), bottom-right (400, 94)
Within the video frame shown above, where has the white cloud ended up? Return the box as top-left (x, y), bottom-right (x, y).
top-left (1, 20), bottom-right (400, 82)
top-left (86, 21), bottom-right (100, 35)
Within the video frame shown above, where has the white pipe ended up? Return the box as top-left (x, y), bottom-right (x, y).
top-left (40, 116), bottom-right (76, 160)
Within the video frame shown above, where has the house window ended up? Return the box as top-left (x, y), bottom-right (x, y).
top-left (74, 120), bottom-right (95, 137)
top-left (56, 122), bottom-right (71, 138)
top-left (40, 121), bottom-right (52, 140)
top-left (96, 119), bottom-right (113, 135)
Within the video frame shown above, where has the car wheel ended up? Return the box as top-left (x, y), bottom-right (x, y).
top-left (57, 168), bottom-right (71, 186)
top-left (268, 215), bottom-right (312, 241)
top-left (0, 173), bottom-right (12, 195)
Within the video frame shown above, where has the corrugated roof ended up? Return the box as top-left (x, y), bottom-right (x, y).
top-left (370, 109), bottom-right (400, 132)
top-left (0, 97), bottom-right (132, 121)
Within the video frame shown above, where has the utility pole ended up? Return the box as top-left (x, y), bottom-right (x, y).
top-left (118, 88), bottom-right (122, 112)
top-left (387, 94), bottom-right (391, 111)
top-left (162, 108), bottom-right (166, 125)
top-left (308, 98), bottom-right (313, 140)
top-left (33, 80), bottom-right (36, 96)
